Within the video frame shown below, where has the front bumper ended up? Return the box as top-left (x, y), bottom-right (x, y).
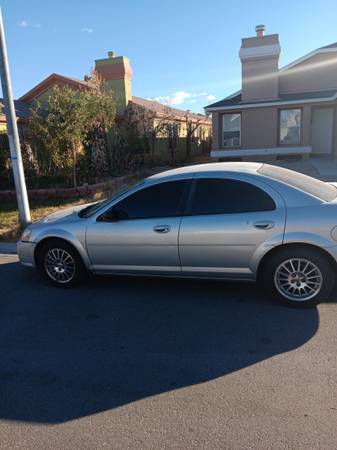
top-left (17, 241), bottom-right (36, 267)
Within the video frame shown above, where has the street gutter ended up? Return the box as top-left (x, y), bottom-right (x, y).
top-left (0, 242), bottom-right (17, 255)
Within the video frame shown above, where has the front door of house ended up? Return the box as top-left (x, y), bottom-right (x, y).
top-left (311, 107), bottom-right (334, 154)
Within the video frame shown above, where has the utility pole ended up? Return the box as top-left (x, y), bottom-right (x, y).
top-left (0, 8), bottom-right (30, 227)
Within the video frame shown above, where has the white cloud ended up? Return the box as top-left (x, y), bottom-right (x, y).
top-left (151, 91), bottom-right (216, 106)
top-left (81, 27), bottom-right (94, 33)
top-left (19, 20), bottom-right (28, 27)
top-left (153, 91), bottom-right (191, 106)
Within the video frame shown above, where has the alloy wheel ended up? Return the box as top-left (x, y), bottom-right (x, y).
top-left (274, 258), bottom-right (323, 302)
top-left (44, 248), bottom-right (76, 284)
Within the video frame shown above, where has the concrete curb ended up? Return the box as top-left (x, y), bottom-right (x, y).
top-left (0, 242), bottom-right (17, 255)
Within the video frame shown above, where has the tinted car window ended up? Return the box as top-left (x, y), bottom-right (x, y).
top-left (109, 180), bottom-right (189, 220)
top-left (187, 178), bottom-right (276, 215)
top-left (79, 182), bottom-right (144, 218)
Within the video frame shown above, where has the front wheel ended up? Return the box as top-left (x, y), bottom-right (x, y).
top-left (262, 247), bottom-right (336, 308)
top-left (37, 240), bottom-right (86, 287)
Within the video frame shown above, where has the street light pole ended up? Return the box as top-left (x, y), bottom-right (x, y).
top-left (0, 8), bottom-right (30, 227)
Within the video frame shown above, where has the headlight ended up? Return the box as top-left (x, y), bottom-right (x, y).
top-left (21, 228), bottom-right (32, 242)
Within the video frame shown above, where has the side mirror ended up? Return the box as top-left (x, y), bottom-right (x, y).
top-left (98, 209), bottom-right (121, 222)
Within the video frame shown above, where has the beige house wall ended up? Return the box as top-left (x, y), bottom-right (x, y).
top-left (212, 112), bottom-right (220, 150)
top-left (302, 105), bottom-right (312, 146)
top-left (242, 107), bottom-right (278, 148)
top-left (212, 101), bottom-right (337, 153)
top-left (279, 53), bottom-right (337, 94)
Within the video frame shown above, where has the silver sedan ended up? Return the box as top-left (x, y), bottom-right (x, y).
top-left (18, 162), bottom-right (337, 307)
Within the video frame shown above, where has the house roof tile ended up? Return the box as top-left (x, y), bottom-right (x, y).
top-left (131, 96), bottom-right (210, 123)
top-left (0, 99), bottom-right (31, 119)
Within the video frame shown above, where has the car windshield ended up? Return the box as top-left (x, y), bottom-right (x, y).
top-left (78, 181), bottom-right (145, 218)
top-left (259, 164), bottom-right (337, 202)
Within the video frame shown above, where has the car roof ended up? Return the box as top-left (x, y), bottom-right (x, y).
top-left (147, 162), bottom-right (263, 180)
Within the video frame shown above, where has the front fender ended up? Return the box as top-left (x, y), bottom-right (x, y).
top-left (33, 228), bottom-right (92, 270)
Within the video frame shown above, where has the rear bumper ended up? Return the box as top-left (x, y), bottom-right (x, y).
top-left (17, 241), bottom-right (36, 267)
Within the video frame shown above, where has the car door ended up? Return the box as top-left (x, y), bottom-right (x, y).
top-left (179, 175), bottom-right (285, 279)
top-left (86, 179), bottom-right (190, 275)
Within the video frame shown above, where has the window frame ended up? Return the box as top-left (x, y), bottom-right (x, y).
top-left (221, 112), bottom-right (242, 148)
top-left (97, 178), bottom-right (192, 222)
top-left (278, 108), bottom-right (302, 146)
top-left (184, 177), bottom-right (277, 217)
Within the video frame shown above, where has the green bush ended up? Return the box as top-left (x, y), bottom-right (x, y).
top-left (0, 131), bottom-right (12, 189)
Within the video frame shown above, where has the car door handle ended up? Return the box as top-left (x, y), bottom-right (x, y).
top-left (253, 220), bottom-right (275, 230)
top-left (153, 225), bottom-right (171, 233)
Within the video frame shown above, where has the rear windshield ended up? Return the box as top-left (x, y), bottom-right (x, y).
top-left (258, 164), bottom-right (337, 202)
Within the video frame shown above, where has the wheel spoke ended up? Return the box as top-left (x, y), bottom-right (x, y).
top-left (281, 264), bottom-right (291, 274)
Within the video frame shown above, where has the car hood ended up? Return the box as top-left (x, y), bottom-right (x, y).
top-left (40, 202), bottom-right (94, 224)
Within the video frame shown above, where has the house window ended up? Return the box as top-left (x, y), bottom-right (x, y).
top-left (279, 109), bottom-right (301, 145)
top-left (222, 113), bottom-right (241, 147)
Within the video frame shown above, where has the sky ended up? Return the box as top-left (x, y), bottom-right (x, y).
top-left (1, 0), bottom-right (337, 113)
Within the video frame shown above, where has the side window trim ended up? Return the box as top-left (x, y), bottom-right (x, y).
top-left (183, 178), bottom-right (198, 216)
top-left (178, 178), bottom-right (193, 217)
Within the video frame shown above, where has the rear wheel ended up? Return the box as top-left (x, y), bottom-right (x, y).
top-left (262, 247), bottom-right (335, 308)
top-left (37, 240), bottom-right (86, 287)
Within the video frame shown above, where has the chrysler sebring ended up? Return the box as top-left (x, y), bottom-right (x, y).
top-left (18, 162), bottom-right (337, 307)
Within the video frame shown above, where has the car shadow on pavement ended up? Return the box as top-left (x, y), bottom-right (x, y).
top-left (0, 259), bottom-right (319, 424)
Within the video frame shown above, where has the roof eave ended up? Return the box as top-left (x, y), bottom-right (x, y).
top-left (205, 94), bottom-right (337, 112)
top-left (280, 46), bottom-right (337, 72)
top-left (19, 73), bottom-right (89, 103)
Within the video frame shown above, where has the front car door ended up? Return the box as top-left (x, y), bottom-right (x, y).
top-left (86, 178), bottom-right (190, 275)
top-left (179, 174), bottom-right (286, 279)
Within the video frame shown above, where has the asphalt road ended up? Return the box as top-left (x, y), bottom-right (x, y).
top-left (0, 253), bottom-right (337, 449)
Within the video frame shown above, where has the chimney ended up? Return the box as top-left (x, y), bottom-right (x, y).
top-left (255, 24), bottom-right (265, 37)
top-left (239, 25), bottom-right (281, 102)
top-left (95, 51), bottom-right (133, 113)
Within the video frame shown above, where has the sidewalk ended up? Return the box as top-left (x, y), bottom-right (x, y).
top-left (274, 156), bottom-right (337, 181)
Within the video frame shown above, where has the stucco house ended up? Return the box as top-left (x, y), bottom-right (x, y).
top-left (206, 25), bottom-right (337, 160)
top-left (3, 52), bottom-right (211, 160)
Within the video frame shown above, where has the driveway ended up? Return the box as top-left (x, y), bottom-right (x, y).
top-left (0, 254), bottom-right (336, 449)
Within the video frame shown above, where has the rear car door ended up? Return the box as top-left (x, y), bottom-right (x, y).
top-left (86, 179), bottom-right (190, 274)
top-left (179, 175), bottom-right (285, 278)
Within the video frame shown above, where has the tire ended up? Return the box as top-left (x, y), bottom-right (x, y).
top-left (261, 247), bottom-right (336, 308)
top-left (37, 239), bottom-right (86, 287)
